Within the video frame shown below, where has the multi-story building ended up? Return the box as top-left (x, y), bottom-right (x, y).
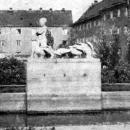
top-left (72, 0), bottom-right (130, 61)
top-left (0, 8), bottom-right (72, 57)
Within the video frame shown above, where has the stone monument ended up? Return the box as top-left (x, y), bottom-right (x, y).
top-left (27, 17), bottom-right (101, 112)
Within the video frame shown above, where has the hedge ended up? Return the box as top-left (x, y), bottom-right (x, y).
top-left (0, 57), bottom-right (26, 85)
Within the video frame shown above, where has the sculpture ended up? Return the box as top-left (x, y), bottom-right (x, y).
top-left (54, 41), bottom-right (96, 59)
top-left (31, 18), bottom-right (96, 59)
top-left (31, 17), bottom-right (54, 59)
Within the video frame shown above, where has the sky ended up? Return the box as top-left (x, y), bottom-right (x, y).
top-left (0, 0), bottom-right (102, 22)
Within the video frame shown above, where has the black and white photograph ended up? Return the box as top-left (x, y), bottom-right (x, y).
top-left (0, 0), bottom-right (130, 129)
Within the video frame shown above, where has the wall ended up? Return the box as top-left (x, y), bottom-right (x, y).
top-left (1, 92), bottom-right (130, 112)
top-left (0, 93), bottom-right (25, 112)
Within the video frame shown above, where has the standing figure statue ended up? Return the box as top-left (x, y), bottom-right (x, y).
top-left (31, 17), bottom-right (54, 59)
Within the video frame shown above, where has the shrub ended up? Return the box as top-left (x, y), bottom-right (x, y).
top-left (95, 34), bottom-right (130, 83)
top-left (102, 62), bottom-right (130, 83)
top-left (0, 57), bottom-right (26, 85)
top-left (96, 34), bottom-right (120, 69)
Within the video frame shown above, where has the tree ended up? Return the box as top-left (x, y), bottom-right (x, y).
top-left (96, 34), bottom-right (120, 69)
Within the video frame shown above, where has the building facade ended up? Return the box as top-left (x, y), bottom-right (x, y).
top-left (72, 0), bottom-right (130, 61)
top-left (0, 8), bottom-right (72, 56)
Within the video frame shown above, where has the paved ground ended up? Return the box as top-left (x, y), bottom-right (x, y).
top-left (1, 111), bottom-right (130, 128)
top-left (53, 124), bottom-right (130, 130)
top-left (1, 124), bottom-right (130, 130)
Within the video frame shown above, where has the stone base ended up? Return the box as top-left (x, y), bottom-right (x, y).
top-left (0, 93), bottom-right (25, 112)
top-left (27, 59), bottom-right (101, 112)
top-left (28, 95), bottom-right (101, 112)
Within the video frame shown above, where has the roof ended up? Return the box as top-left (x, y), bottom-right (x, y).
top-left (74, 0), bottom-right (127, 25)
top-left (0, 9), bottom-right (73, 27)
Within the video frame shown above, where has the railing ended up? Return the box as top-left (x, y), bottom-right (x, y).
top-left (0, 85), bottom-right (26, 93)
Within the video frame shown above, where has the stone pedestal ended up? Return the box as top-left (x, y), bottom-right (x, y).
top-left (27, 58), bottom-right (101, 112)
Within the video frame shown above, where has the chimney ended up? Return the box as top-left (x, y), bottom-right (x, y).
top-left (49, 8), bottom-right (53, 12)
top-left (62, 8), bottom-right (65, 12)
top-left (9, 8), bottom-right (13, 10)
top-left (39, 7), bottom-right (42, 11)
top-left (94, 0), bottom-right (98, 4)
top-left (29, 8), bottom-right (32, 11)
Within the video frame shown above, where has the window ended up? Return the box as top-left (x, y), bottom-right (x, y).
top-left (106, 12), bottom-right (110, 19)
top-left (81, 25), bottom-right (83, 30)
top-left (113, 10), bottom-right (117, 18)
top-left (89, 22), bottom-right (92, 28)
top-left (103, 14), bottom-right (106, 21)
top-left (111, 28), bottom-right (120, 34)
top-left (124, 25), bottom-right (128, 34)
top-left (117, 28), bottom-right (120, 34)
top-left (77, 26), bottom-right (79, 30)
top-left (83, 24), bottom-right (86, 29)
top-left (110, 11), bottom-right (113, 19)
top-left (75, 27), bottom-right (77, 31)
top-left (117, 9), bottom-right (121, 17)
top-left (93, 21), bottom-right (95, 26)
top-left (86, 23), bottom-right (88, 30)
top-left (110, 29), bottom-right (113, 34)
top-left (94, 21), bottom-right (97, 26)
top-left (20, 17), bottom-right (23, 20)
top-left (0, 40), bottom-right (5, 46)
top-left (79, 25), bottom-right (81, 30)
top-left (17, 29), bottom-right (21, 34)
top-left (82, 24), bottom-right (84, 30)
top-left (17, 40), bottom-right (21, 46)
top-left (125, 8), bottom-right (128, 17)
top-left (29, 23), bottom-right (33, 26)
top-left (62, 28), bottom-right (68, 35)
top-left (98, 20), bottom-right (101, 26)
top-left (84, 37), bottom-right (86, 43)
